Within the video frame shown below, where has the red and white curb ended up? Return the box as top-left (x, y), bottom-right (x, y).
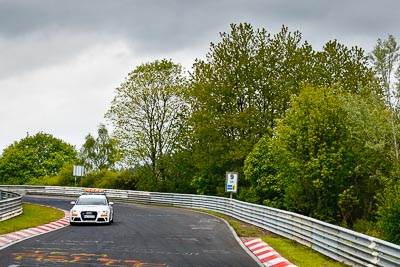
top-left (243, 238), bottom-right (297, 267)
top-left (0, 210), bottom-right (69, 250)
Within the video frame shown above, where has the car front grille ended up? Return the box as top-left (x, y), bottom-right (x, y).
top-left (81, 211), bottom-right (98, 221)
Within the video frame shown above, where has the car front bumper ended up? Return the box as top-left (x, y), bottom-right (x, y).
top-left (70, 211), bottom-right (111, 224)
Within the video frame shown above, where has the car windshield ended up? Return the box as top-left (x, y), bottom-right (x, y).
top-left (76, 197), bottom-right (107, 205)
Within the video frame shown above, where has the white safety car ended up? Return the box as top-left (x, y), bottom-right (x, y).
top-left (69, 189), bottom-right (114, 225)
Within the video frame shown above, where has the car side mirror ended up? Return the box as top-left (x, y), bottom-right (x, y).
top-left (109, 202), bottom-right (114, 205)
top-left (70, 201), bottom-right (76, 205)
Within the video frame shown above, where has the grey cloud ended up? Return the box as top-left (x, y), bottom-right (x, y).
top-left (1, 0), bottom-right (400, 152)
top-left (0, 0), bottom-right (398, 79)
top-left (0, 0), bottom-right (223, 50)
top-left (0, 0), bottom-right (232, 78)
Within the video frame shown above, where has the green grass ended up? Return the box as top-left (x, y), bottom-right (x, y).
top-left (205, 210), bottom-right (348, 267)
top-left (0, 203), bottom-right (64, 235)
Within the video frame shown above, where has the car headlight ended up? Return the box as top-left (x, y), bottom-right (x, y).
top-left (100, 210), bottom-right (109, 217)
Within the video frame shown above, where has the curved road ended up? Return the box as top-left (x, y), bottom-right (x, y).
top-left (0, 196), bottom-right (260, 267)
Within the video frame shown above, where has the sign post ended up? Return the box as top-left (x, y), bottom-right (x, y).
top-left (226, 172), bottom-right (238, 199)
top-left (73, 165), bottom-right (85, 187)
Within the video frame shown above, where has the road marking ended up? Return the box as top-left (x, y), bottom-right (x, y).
top-left (11, 249), bottom-right (168, 266)
top-left (0, 210), bottom-right (69, 251)
top-left (243, 238), bottom-right (297, 267)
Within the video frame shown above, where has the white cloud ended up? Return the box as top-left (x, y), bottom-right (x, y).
top-left (0, 38), bottom-right (206, 152)
top-left (1, 40), bottom-right (133, 150)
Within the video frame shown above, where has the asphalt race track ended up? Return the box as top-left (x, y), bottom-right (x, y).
top-left (0, 196), bottom-right (260, 267)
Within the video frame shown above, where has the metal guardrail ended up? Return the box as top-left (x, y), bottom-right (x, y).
top-left (0, 190), bottom-right (22, 222)
top-left (1, 185), bottom-right (399, 267)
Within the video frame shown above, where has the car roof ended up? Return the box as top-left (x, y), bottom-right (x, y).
top-left (78, 194), bottom-right (107, 199)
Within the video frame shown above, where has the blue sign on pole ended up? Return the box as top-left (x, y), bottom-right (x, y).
top-left (226, 172), bottom-right (238, 193)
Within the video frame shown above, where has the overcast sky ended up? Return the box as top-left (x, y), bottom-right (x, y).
top-left (0, 0), bottom-right (399, 153)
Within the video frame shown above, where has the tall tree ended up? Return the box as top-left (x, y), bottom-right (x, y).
top-left (0, 132), bottom-right (76, 184)
top-left (274, 86), bottom-right (350, 222)
top-left (245, 85), bottom-right (392, 225)
top-left (79, 124), bottom-right (120, 172)
top-left (189, 23), bottom-right (312, 195)
top-left (370, 35), bottom-right (400, 244)
top-left (105, 59), bottom-right (188, 190)
top-left (369, 34), bottom-right (400, 159)
top-left (188, 23), bottom-right (373, 196)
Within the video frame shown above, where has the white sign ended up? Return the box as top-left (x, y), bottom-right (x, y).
top-left (73, 165), bottom-right (85, 177)
top-left (226, 172), bottom-right (238, 193)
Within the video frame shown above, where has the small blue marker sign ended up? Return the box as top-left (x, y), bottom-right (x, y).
top-left (226, 172), bottom-right (238, 193)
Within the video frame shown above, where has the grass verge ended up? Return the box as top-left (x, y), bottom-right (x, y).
top-left (0, 203), bottom-right (64, 235)
top-left (205, 210), bottom-right (348, 267)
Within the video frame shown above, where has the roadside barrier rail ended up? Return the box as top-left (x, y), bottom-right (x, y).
top-left (0, 190), bottom-right (22, 222)
top-left (1, 185), bottom-right (399, 267)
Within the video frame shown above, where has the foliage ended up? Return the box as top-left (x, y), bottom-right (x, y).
top-left (189, 23), bottom-right (312, 195)
top-left (188, 23), bottom-right (373, 196)
top-left (369, 34), bottom-right (400, 163)
top-left (313, 40), bottom-right (374, 93)
top-left (106, 59), bottom-right (189, 191)
top-left (244, 134), bottom-right (284, 207)
top-left (341, 91), bottom-right (394, 222)
top-left (377, 183), bottom-right (400, 244)
top-left (79, 124), bottom-right (120, 172)
top-left (352, 219), bottom-right (381, 238)
top-left (275, 86), bottom-right (351, 222)
top-left (369, 34), bottom-right (400, 104)
top-left (368, 35), bottom-right (400, 243)
top-left (77, 169), bottom-right (136, 190)
top-left (0, 132), bottom-right (76, 184)
top-left (158, 151), bottom-right (196, 193)
top-left (32, 168), bottom-right (138, 190)
top-left (245, 85), bottom-right (392, 225)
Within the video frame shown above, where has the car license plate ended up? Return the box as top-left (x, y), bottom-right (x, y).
top-left (84, 215), bottom-right (95, 219)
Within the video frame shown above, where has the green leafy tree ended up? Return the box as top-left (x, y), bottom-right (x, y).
top-left (79, 124), bottom-right (120, 172)
top-left (370, 34), bottom-right (400, 244)
top-left (377, 183), bottom-right (400, 244)
top-left (27, 163), bottom-right (76, 186)
top-left (189, 23), bottom-right (312, 195)
top-left (0, 132), bottom-right (76, 184)
top-left (245, 84), bottom-right (392, 225)
top-left (243, 134), bottom-right (284, 207)
top-left (190, 23), bottom-right (373, 197)
top-left (369, 34), bottom-right (400, 158)
top-left (189, 23), bottom-right (373, 196)
top-left (274, 86), bottom-right (349, 222)
top-left (105, 59), bottom-right (189, 191)
top-left (341, 91), bottom-right (393, 223)
top-left (312, 40), bottom-right (374, 93)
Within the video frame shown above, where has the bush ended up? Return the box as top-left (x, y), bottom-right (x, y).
top-left (352, 219), bottom-right (381, 238)
top-left (377, 184), bottom-right (400, 244)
